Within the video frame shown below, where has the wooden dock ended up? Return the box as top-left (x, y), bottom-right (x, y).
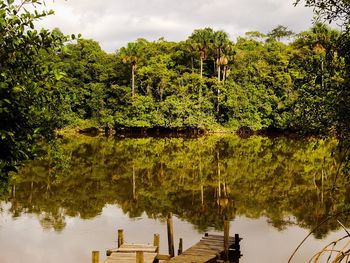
top-left (97, 230), bottom-right (165, 263)
top-left (169, 233), bottom-right (241, 263)
top-left (92, 215), bottom-right (242, 263)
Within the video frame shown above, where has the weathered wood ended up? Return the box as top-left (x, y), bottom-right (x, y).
top-left (234, 234), bottom-right (240, 251)
top-left (202, 234), bottom-right (234, 240)
top-left (104, 233), bottom-right (241, 263)
top-left (117, 244), bottom-right (157, 253)
top-left (117, 247), bottom-right (157, 253)
top-left (103, 227), bottom-right (241, 263)
top-left (104, 244), bottom-right (158, 263)
top-left (104, 252), bottom-right (157, 263)
top-left (136, 251), bottom-right (144, 263)
top-left (224, 220), bottom-right (230, 261)
top-left (105, 244), bottom-right (157, 254)
top-left (178, 238), bottom-right (183, 255)
top-left (92, 251), bottom-right (100, 263)
top-left (167, 213), bottom-right (175, 258)
top-left (118, 229), bottom-right (124, 248)
top-left (153, 233), bottom-right (160, 254)
top-left (169, 234), bottom-right (240, 263)
top-left (153, 234), bottom-right (160, 263)
top-left (156, 254), bottom-right (171, 260)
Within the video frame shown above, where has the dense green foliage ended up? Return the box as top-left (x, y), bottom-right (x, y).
top-left (295, 0), bottom-right (350, 136)
top-left (295, 0), bottom-right (350, 190)
top-left (0, 0), bottom-right (68, 176)
top-left (2, 135), bottom-right (349, 236)
top-left (38, 24), bottom-right (345, 134)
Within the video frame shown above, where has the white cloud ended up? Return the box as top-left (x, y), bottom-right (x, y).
top-left (35, 0), bottom-right (315, 52)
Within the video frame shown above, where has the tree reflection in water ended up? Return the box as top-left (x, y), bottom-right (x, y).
top-left (1, 134), bottom-right (349, 237)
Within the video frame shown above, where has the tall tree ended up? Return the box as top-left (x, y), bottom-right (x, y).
top-left (119, 39), bottom-right (147, 97)
top-left (211, 31), bottom-right (233, 115)
top-left (188, 28), bottom-right (214, 78)
top-left (267, 25), bottom-right (294, 41)
top-left (212, 30), bottom-right (232, 82)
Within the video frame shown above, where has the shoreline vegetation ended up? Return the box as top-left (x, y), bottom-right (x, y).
top-left (56, 119), bottom-right (327, 139)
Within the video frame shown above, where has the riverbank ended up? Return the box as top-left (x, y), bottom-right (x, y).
top-left (56, 119), bottom-right (313, 139)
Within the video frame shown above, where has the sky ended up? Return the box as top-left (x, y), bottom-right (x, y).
top-left (36, 0), bottom-right (315, 53)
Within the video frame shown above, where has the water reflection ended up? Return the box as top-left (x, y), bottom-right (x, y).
top-left (1, 135), bottom-right (350, 238)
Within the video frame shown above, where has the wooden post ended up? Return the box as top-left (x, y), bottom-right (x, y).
top-left (132, 165), bottom-right (136, 200)
top-left (92, 251), bottom-right (100, 263)
top-left (224, 220), bottom-right (230, 261)
top-left (234, 233), bottom-right (240, 251)
top-left (118, 229), bottom-right (124, 248)
top-left (178, 238), bottom-right (183, 255)
top-left (201, 185), bottom-right (204, 205)
top-left (153, 233), bottom-right (160, 254)
top-left (136, 251), bottom-right (144, 263)
top-left (153, 233), bottom-right (160, 263)
top-left (167, 213), bottom-right (175, 257)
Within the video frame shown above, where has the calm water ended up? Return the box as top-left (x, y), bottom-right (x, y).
top-left (0, 134), bottom-right (349, 263)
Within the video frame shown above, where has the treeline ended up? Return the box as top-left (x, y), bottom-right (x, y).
top-left (44, 24), bottom-right (345, 133)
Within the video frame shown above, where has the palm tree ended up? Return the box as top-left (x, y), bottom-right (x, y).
top-left (310, 23), bottom-right (340, 89)
top-left (212, 30), bottom-right (232, 82)
top-left (119, 39), bottom-right (147, 97)
top-left (212, 31), bottom-right (234, 114)
top-left (188, 28), bottom-right (215, 78)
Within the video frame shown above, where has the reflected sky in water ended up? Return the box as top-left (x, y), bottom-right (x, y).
top-left (0, 204), bottom-right (347, 263)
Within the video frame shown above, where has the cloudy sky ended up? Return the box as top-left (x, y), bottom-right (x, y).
top-left (37, 0), bottom-right (315, 53)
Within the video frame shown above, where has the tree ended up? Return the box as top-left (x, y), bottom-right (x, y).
top-left (295, 0), bottom-right (350, 135)
top-left (245, 31), bottom-right (267, 42)
top-left (211, 30), bottom-right (234, 115)
top-left (188, 28), bottom-right (215, 78)
top-left (267, 25), bottom-right (294, 41)
top-left (54, 39), bottom-right (114, 121)
top-left (0, 0), bottom-right (67, 175)
top-left (119, 39), bottom-right (147, 97)
top-left (290, 24), bottom-right (342, 133)
top-left (294, 0), bottom-right (350, 27)
top-left (212, 30), bottom-right (232, 82)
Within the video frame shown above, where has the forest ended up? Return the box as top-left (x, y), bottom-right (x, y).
top-left (1, 0), bottom-right (350, 175)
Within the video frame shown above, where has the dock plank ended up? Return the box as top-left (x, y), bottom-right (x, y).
top-left (169, 234), bottom-right (236, 263)
top-left (104, 252), bottom-right (157, 263)
top-left (103, 244), bottom-right (157, 263)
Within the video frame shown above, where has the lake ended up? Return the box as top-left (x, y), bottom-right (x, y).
top-left (0, 134), bottom-right (349, 262)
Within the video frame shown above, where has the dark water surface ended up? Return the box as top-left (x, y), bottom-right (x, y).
top-left (0, 134), bottom-right (349, 263)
